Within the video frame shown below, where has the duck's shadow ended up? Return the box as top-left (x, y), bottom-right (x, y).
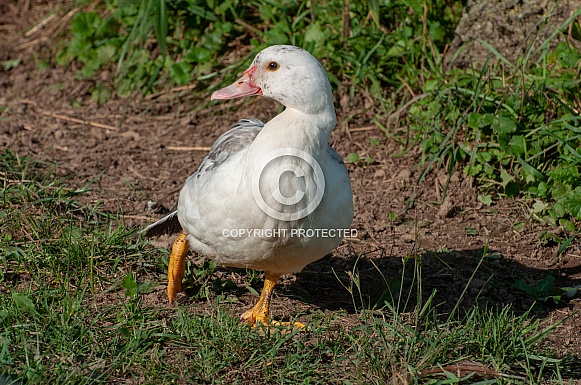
top-left (284, 247), bottom-right (581, 318)
top-left (179, 246), bottom-right (581, 378)
top-left (283, 247), bottom-right (581, 379)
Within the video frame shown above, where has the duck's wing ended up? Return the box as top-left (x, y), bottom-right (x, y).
top-left (194, 118), bottom-right (264, 177)
top-left (143, 118), bottom-right (264, 238)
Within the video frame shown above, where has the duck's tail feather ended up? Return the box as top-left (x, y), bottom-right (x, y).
top-left (143, 210), bottom-right (182, 237)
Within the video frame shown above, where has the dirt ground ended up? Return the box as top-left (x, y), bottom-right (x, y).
top-left (2, 0), bottom-right (581, 379)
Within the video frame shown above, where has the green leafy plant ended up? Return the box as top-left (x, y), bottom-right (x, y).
top-left (514, 274), bottom-right (561, 303)
top-left (122, 273), bottom-right (157, 298)
top-left (346, 152), bottom-right (374, 165)
top-left (515, 231), bottom-right (580, 304)
top-left (1, 58), bottom-right (22, 71)
top-left (400, 24), bottom-right (581, 226)
top-left (55, 0), bottom-right (463, 100)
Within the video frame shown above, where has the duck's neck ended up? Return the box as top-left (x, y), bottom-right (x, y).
top-left (251, 105), bottom-right (336, 155)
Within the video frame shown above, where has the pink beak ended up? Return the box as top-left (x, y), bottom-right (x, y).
top-left (211, 67), bottom-right (262, 100)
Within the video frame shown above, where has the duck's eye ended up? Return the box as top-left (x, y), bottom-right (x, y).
top-left (266, 61), bottom-right (279, 71)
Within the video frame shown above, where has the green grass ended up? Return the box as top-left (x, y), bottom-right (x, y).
top-left (397, 25), bottom-right (581, 228)
top-left (0, 150), bottom-right (570, 384)
top-left (54, 0), bottom-right (463, 101)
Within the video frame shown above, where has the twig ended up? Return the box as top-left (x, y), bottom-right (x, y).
top-left (127, 164), bottom-right (161, 181)
top-left (0, 25), bottom-right (19, 34)
top-left (20, 98), bottom-right (119, 131)
top-left (234, 18), bottom-right (263, 36)
top-left (24, 12), bottom-right (57, 37)
top-left (22, 0), bottom-right (30, 15)
top-left (35, 109), bottom-right (120, 131)
top-left (396, 75), bottom-right (416, 98)
top-left (16, 8), bottom-right (78, 50)
top-left (166, 146), bottom-right (211, 151)
top-left (123, 214), bottom-right (159, 221)
top-left (15, 37), bottom-right (49, 50)
top-left (419, 361), bottom-right (502, 380)
top-left (349, 125), bottom-right (376, 132)
top-left (386, 93), bottom-right (428, 131)
top-left (342, 0), bottom-right (350, 40)
top-left (145, 84), bottom-right (198, 100)
top-left (48, 8), bottom-right (78, 39)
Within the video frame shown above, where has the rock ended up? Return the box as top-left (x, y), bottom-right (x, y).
top-left (450, 171), bottom-right (461, 183)
top-left (401, 232), bottom-right (416, 243)
top-left (374, 168), bottom-right (386, 179)
top-left (396, 168), bottom-right (411, 183)
top-left (438, 197), bottom-right (456, 218)
top-left (54, 129), bottom-right (64, 140)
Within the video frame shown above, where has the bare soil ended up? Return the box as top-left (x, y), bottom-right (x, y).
top-left (2, 0), bottom-right (581, 380)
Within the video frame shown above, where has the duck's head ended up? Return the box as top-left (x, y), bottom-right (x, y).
top-left (211, 45), bottom-right (334, 115)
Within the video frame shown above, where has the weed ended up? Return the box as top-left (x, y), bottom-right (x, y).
top-left (340, 248), bottom-right (565, 383)
top-left (55, 0), bottom-right (462, 99)
top-left (396, 12), bottom-right (581, 227)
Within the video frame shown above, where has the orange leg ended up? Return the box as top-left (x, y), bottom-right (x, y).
top-left (167, 232), bottom-right (188, 303)
top-left (241, 272), bottom-right (280, 325)
top-left (241, 272), bottom-right (305, 328)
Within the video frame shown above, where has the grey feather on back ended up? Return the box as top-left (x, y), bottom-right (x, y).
top-left (195, 118), bottom-right (264, 178)
top-left (143, 118), bottom-right (264, 238)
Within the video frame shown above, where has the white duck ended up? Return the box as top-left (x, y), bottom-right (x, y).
top-left (145, 45), bottom-right (354, 326)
